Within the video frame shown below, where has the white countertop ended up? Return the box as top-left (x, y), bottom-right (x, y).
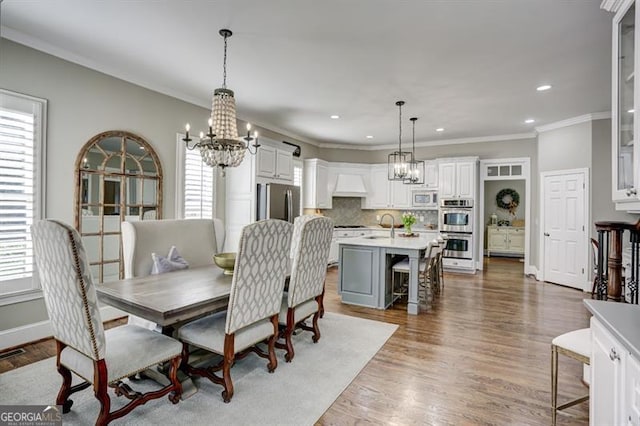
top-left (338, 234), bottom-right (435, 250)
top-left (335, 226), bottom-right (439, 232)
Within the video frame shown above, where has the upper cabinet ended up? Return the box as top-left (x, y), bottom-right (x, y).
top-left (611, 1), bottom-right (640, 209)
top-left (438, 158), bottom-right (477, 199)
top-left (424, 160), bottom-right (439, 189)
top-left (363, 164), bottom-right (411, 209)
top-left (303, 159), bottom-right (331, 209)
top-left (256, 144), bottom-right (293, 183)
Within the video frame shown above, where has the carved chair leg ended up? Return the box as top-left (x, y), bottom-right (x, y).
top-left (167, 356), bottom-right (183, 404)
top-left (180, 342), bottom-right (190, 374)
top-left (267, 316), bottom-right (279, 371)
top-left (284, 308), bottom-right (296, 362)
top-left (94, 360), bottom-right (111, 426)
top-left (319, 283), bottom-right (326, 318)
top-left (55, 342), bottom-right (74, 413)
top-left (311, 309), bottom-right (321, 344)
top-left (221, 334), bottom-right (235, 403)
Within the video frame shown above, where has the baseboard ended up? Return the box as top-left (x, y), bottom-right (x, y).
top-left (525, 265), bottom-right (538, 279)
top-left (0, 306), bottom-right (128, 351)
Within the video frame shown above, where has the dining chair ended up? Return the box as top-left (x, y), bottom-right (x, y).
top-left (31, 220), bottom-right (183, 426)
top-left (551, 328), bottom-right (591, 425)
top-left (277, 215), bottom-right (333, 362)
top-left (419, 241), bottom-right (441, 304)
top-left (177, 219), bottom-right (292, 402)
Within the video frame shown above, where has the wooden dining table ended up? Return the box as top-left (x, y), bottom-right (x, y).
top-left (96, 265), bottom-right (233, 334)
top-left (95, 265), bottom-right (233, 397)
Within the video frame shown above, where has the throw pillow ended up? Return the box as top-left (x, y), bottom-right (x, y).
top-left (151, 246), bottom-right (189, 275)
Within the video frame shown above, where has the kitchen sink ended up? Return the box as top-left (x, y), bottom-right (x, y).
top-left (363, 235), bottom-right (388, 239)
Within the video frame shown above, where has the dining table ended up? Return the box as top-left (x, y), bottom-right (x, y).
top-left (95, 265), bottom-right (233, 397)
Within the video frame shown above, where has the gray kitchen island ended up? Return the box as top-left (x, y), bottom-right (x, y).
top-left (338, 235), bottom-right (434, 315)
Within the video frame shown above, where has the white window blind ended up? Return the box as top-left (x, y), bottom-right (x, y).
top-left (293, 160), bottom-right (303, 213)
top-left (176, 135), bottom-right (215, 219)
top-left (0, 90), bottom-right (46, 301)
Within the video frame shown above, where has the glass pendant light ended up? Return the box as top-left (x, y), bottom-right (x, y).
top-left (404, 117), bottom-right (425, 185)
top-left (388, 101), bottom-right (412, 180)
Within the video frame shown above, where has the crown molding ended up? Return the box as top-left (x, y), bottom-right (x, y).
top-left (318, 132), bottom-right (537, 151)
top-left (601, 0), bottom-right (627, 12)
top-left (534, 112), bottom-right (611, 133)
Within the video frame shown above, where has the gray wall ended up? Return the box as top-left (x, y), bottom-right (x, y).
top-left (0, 39), bottom-right (317, 331)
top-left (538, 121), bottom-right (592, 173)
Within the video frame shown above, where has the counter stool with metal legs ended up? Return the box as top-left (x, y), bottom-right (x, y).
top-left (392, 240), bottom-right (438, 305)
top-left (551, 328), bottom-right (591, 425)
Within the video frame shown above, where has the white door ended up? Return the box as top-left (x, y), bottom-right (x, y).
top-left (542, 171), bottom-right (586, 289)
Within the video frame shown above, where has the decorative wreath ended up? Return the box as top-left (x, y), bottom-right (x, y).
top-left (496, 188), bottom-right (520, 215)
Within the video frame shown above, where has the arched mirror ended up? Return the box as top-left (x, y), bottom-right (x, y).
top-left (74, 131), bottom-right (163, 283)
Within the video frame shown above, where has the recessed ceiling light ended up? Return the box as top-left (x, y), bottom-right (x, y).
top-left (629, 109), bottom-right (635, 113)
top-left (536, 84), bottom-right (552, 91)
top-left (366, 135), bottom-right (373, 139)
top-left (524, 119), bottom-right (535, 124)
top-left (436, 128), bottom-right (444, 132)
top-left (330, 115), bottom-right (340, 119)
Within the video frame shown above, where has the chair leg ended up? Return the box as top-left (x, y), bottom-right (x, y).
top-left (551, 344), bottom-right (558, 426)
top-left (319, 283), bottom-right (326, 318)
top-left (55, 341), bottom-right (74, 413)
top-left (267, 316), bottom-right (279, 372)
top-left (222, 334), bottom-right (235, 403)
top-left (167, 356), bottom-right (182, 404)
top-left (311, 298), bottom-right (321, 343)
top-left (94, 360), bottom-right (111, 426)
top-left (284, 308), bottom-right (296, 362)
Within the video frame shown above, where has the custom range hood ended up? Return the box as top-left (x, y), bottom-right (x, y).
top-left (333, 173), bottom-right (368, 197)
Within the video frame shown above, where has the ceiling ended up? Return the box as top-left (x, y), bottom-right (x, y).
top-left (1, 0), bottom-right (613, 147)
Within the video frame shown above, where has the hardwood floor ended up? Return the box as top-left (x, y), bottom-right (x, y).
top-left (0, 257), bottom-right (590, 425)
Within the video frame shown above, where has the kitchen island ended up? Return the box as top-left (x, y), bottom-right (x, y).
top-left (338, 234), bottom-right (434, 315)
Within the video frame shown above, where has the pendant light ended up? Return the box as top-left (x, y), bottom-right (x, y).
top-left (388, 101), bottom-right (412, 181)
top-left (404, 117), bottom-right (425, 185)
top-left (182, 29), bottom-right (259, 174)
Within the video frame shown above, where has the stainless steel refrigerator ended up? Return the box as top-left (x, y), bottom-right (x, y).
top-left (256, 183), bottom-right (300, 223)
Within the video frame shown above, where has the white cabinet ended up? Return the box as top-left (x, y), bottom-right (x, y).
top-left (591, 316), bottom-right (627, 426)
top-left (304, 159), bottom-right (331, 209)
top-left (487, 226), bottom-right (524, 257)
top-left (424, 161), bottom-right (438, 189)
top-left (256, 144), bottom-right (293, 182)
top-left (608, 1), bottom-right (640, 209)
top-left (627, 354), bottom-right (640, 425)
top-left (364, 164), bottom-right (411, 209)
top-left (438, 159), bottom-right (477, 199)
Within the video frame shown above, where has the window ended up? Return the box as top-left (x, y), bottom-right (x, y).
top-left (176, 134), bottom-right (215, 219)
top-left (0, 90), bottom-right (47, 303)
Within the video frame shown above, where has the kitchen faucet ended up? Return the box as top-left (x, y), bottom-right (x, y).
top-left (379, 213), bottom-right (395, 239)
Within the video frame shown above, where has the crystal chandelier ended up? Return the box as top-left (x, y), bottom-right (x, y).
top-left (388, 101), bottom-right (412, 180)
top-left (404, 117), bottom-right (425, 185)
top-left (182, 29), bottom-right (259, 174)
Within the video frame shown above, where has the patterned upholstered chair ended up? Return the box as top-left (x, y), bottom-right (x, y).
top-left (277, 216), bottom-right (333, 362)
top-left (177, 219), bottom-right (292, 403)
top-left (31, 220), bottom-right (182, 426)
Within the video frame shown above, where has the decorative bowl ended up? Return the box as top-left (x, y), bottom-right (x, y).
top-left (213, 252), bottom-right (236, 275)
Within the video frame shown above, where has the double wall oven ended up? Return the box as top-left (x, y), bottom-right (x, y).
top-left (440, 199), bottom-right (474, 264)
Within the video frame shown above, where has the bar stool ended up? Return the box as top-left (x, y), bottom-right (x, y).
top-left (551, 328), bottom-right (591, 425)
top-left (391, 240), bottom-right (438, 305)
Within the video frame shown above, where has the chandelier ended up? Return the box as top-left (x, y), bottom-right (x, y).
top-left (388, 101), bottom-right (412, 180)
top-left (182, 29), bottom-right (259, 174)
top-left (403, 117), bottom-right (425, 185)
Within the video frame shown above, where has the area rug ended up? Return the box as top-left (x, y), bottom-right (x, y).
top-left (0, 312), bottom-right (397, 425)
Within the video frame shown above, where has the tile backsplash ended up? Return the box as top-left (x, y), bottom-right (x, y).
top-left (304, 197), bottom-right (438, 227)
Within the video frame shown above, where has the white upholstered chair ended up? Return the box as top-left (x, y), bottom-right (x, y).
top-left (31, 220), bottom-right (183, 426)
top-left (551, 328), bottom-right (591, 425)
top-left (277, 215), bottom-right (333, 362)
top-left (177, 219), bottom-right (292, 403)
top-left (121, 218), bottom-right (225, 329)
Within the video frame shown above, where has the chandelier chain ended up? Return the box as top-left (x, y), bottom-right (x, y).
top-left (222, 33), bottom-right (228, 89)
top-left (398, 102), bottom-right (402, 152)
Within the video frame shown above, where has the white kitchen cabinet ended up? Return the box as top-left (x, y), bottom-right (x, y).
top-left (606, 1), bottom-right (640, 210)
top-left (304, 159), bottom-right (331, 209)
top-left (438, 159), bottom-right (477, 199)
top-left (424, 161), bottom-right (438, 189)
top-left (256, 144), bottom-right (293, 182)
top-left (487, 226), bottom-right (524, 257)
top-left (627, 353), bottom-right (640, 425)
top-left (590, 316), bottom-right (627, 426)
top-left (364, 164), bottom-right (412, 209)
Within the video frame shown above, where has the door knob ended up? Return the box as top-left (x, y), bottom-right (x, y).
top-left (544, 232), bottom-right (550, 237)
